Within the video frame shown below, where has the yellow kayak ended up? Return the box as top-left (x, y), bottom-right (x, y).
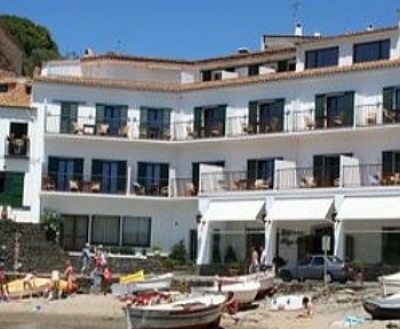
top-left (119, 270), bottom-right (145, 284)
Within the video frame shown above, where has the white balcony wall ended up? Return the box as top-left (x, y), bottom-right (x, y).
top-left (81, 61), bottom-right (193, 84)
top-left (41, 60), bottom-right (82, 77)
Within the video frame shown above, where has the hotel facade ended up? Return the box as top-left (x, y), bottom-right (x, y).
top-left (3, 23), bottom-right (400, 268)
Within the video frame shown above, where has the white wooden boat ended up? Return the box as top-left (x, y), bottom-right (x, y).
top-left (123, 294), bottom-right (226, 329)
top-left (363, 292), bottom-right (400, 320)
top-left (216, 270), bottom-right (275, 296)
top-left (191, 280), bottom-right (260, 304)
top-left (112, 272), bottom-right (174, 297)
top-left (379, 272), bottom-right (400, 296)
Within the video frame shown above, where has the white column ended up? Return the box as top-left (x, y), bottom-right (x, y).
top-left (126, 165), bottom-right (131, 195)
top-left (265, 222), bottom-right (277, 265)
top-left (196, 222), bottom-right (210, 265)
top-left (334, 221), bottom-right (345, 259)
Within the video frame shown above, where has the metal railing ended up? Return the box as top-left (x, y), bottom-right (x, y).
top-left (5, 135), bottom-right (30, 158)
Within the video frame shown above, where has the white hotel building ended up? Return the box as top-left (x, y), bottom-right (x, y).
top-left (7, 22), bottom-right (400, 268)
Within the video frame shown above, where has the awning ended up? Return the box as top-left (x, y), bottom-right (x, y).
top-left (203, 200), bottom-right (265, 222)
top-left (336, 196), bottom-right (400, 221)
top-left (266, 198), bottom-right (334, 222)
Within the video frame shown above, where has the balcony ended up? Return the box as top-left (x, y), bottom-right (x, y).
top-left (5, 135), bottom-right (30, 158)
top-left (199, 163), bottom-right (400, 194)
top-left (226, 115), bottom-right (289, 137)
top-left (42, 173), bottom-right (127, 195)
top-left (138, 123), bottom-right (171, 140)
top-left (171, 177), bottom-right (198, 197)
top-left (173, 120), bottom-right (225, 140)
top-left (130, 177), bottom-right (170, 197)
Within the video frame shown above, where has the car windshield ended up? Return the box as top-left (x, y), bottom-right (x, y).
top-left (327, 256), bottom-right (343, 264)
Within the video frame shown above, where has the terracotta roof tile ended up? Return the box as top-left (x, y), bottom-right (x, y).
top-left (0, 78), bottom-right (31, 108)
top-left (35, 58), bottom-right (400, 93)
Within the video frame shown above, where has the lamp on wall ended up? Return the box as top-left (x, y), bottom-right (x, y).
top-left (195, 211), bottom-right (203, 224)
top-left (331, 211), bottom-right (339, 223)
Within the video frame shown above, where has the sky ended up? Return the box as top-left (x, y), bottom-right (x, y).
top-left (2, 0), bottom-right (400, 60)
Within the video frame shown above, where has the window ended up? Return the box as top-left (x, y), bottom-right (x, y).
top-left (122, 216), bottom-right (151, 247)
top-left (9, 122), bottom-right (28, 138)
top-left (137, 162), bottom-right (169, 195)
top-left (353, 39), bottom-right (390, 63)
top-left (382, 151), bottom-right (400, 176)
top-left (382, 87), bottom-right (400, 123)
top-left (91, 215), bottom-right (120, 245)
top-left (61, 215), bottom-right (89, 251)
top-left (201, 70), bottom-right (212, 82)
top-left (139, 107), bottom-right (171, 140)
top-left (96, 104), bottom-right (128, 136)
top-left (60, 102), bottom-right (78, 134)
top-left (313, 153), bottom-right (352, 187)
top-left (382, 227), bottom-right (400, 265)
top-left (305, 47), bottom-right (339, 69)
top-left (248, 99), bottom-right (285, 134)
top-left (0, 172), bottom-right (24, 208)
top-left (193, 105), bottom-right (226, 138)
top-left (48, 157), bottom-right (83, 191)
top-left (0, 83), bottom-right (8, 93)
top-left (248, 64), bottom-right (259, 76)
top-left (92, 159), bottom-right (127, 194)
top-left (247, 158), bottom-right (278, 188)
top-left (315, 92), bottom-right (354, 129)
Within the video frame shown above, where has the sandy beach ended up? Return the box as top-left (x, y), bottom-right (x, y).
top-left (0, 285), bottom-right (396, 329)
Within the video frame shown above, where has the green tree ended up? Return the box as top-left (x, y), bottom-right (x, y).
top-left (0, 15), bottom-right (60, 76)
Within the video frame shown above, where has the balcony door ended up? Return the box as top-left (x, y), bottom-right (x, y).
top-left (48, 157), bottom-right (83, 191)
top-left (137, 162), bottom-right (169, 194)
top-left (92, 159), bottom-right (127, 194)
top-left (313, 153), bottom-right (351, 187)
top-left (60, 102), bottom-right (78, 134)
top-left (96, 104), bottom-right (128, 136)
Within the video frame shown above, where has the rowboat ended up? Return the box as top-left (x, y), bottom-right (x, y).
top-left (7, 277), bottom-right (68, 299)
top-left (363, 293), bottom-right (400, 320)
top-left (123, 293), bottom-right (226, 329)
top-left (120, 270), bottom-right (145, 284)
top-left (270, 294), bottom-right (309, 311)
top-left (215, 270), bottom-right (275, 298)
top-left (112, 272), bottom-right (174, 297)
top-left (191, 280), bottom-right (260, 305)
top-left (379, 271), bottom-right (400, 296)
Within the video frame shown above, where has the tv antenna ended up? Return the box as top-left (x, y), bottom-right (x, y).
top-left (292, 0), bottom-right (301, 24)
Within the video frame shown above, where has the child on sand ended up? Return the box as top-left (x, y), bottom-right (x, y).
top-left (296, 296), bottom-right (313, 318)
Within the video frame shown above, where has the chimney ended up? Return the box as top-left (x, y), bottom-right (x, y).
top-left (295, 23), bottom-right (303, 36)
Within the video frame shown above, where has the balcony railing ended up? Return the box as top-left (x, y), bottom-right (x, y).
top-left (171, 177), bottom-right (198, 197)
top-left (130, 177), bottom-right (170, 197)
top-left (42, 172), bottom-right (127, 194)
top-left (5, 135), bottom-right (30, 158)
top-left (45, 103), bottom-right (400, 143)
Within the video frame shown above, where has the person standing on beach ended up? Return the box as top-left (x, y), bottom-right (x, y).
top-left (64, 260), bottom-right (77, 294)
top-left (101, 265), bottom-right (112, 296)
top-left (0, 266), bottom-right (9, 301)
top-left (248, 247), bottom-right (259, 273)
top-left (80, 243), bottom-right (91, 275)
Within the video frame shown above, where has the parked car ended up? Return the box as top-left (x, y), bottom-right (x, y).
top-left (279, 255), bottom-right (353, 283)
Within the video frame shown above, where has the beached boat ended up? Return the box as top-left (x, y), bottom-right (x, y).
top-left (191, 280), bottom-right (260, 305)
top-left (379, 271), bottom-right (400, 296)
top-left (123, 293), bottom-right (226, 329)
top-left (363, 293), bottom-right (400, 320)
top-left (112, 272), bottom-right (174, 297)
top-left (270, 294), bottom-right (309, 311)
top-left (215, 270), bottom-right (275, 297)
top-left (7, 277), bottom-right (68, 299)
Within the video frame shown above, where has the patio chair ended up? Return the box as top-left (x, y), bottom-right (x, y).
top-left (304, 116), bottom-right (315, 130)
top-left (119, 125), bottom-right (129, 137)
top-left (91, 181), bottom-right (101, 193)
top-left (43, 176), bottom-right (55, 190)
top-left (366, 112), bottom-right (377, 125)
top-left (252, 178), bottom-right (271, 190)
top-left (300, 176), bottom-right (317, 188)
top-left (185, 183), bottom-right (196, 196)
top-left (383, 109), bottom-right (397, 123)
top-left (186, 126), bottom-right (197, 139)
top-left (97, 123), bottom-right (109, 136)
top-left (71, 121), bottom-right (84, 135)
top-left (69, 179), bottom-right (80, 192)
